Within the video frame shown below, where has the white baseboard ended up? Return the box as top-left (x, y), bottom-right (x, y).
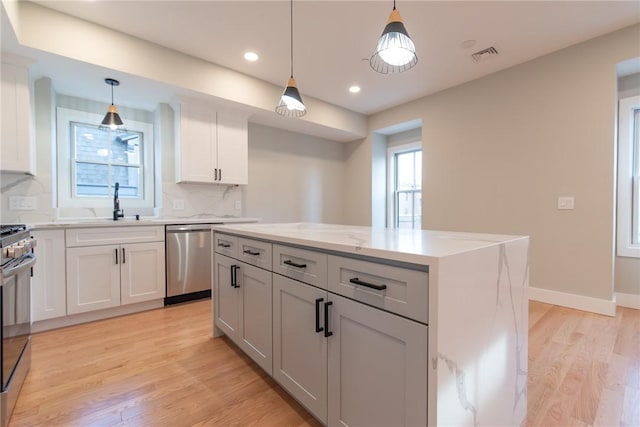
top-left (616, 292), bottom-right (640, 309)
top-left (528, 287), bottom-right (616, 316)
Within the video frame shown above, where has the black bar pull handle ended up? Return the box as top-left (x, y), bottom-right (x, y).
top-left (214, 168), bottom-right (218, 181)
top-left (324, 301), bottom-right (333, 338)
top-left (115, 248), bottom-right (118, 264)
top-left (232, 265), bottom-right (240, 288)
top-left (284, 260), bottom-right (307, 269)
top-left (219, 169), bottom-right (222, 181)
top-left (243, 249), bottom-right (260, 256)
top-left (349, 277), bottom-right (387, 291)
top-left (315, 298), bottom-right (324, 333)
top-left (218, 242), bottom-right (231, 248)
top-left (122, 247), bottom-right (126, 264)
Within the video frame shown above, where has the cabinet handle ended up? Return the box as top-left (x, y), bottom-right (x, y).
top-left (283, 260), bottom-right (307, 269)
top-left (324, 301), bottom-right (333, 338)
top-left (315, 298), bottom-right (324, 333)
top-left (122, 247), bottom-right (126, 264)
top-left (243, 249), bottom-right (260, 256)
top-left (115, 248), bottom-right (118, 264)
top-left (218, 242), bottom-right (231, 248)
top-left (349, 277), bottom-right (387, 291)
top-left (231, 265), bottom-right (240, 288)
top-left (214, 168), bottom-right (218, 181)
top-left (219, 169), bottom-right (222, 181)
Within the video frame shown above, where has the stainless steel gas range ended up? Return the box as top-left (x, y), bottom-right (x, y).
top-left (0, 224), bottom-right (36, 427)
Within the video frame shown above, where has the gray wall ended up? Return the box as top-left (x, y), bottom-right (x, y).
top-left (345, 24), bottom-right (640, 302)
top-left (244, 123), bottom-right (346, 223)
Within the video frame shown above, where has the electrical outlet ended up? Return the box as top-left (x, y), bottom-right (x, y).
top-left (9, 196), bottom-right (36, 210)
top-left (557, 196), bottom-right (575, 210)
top-left (234, 200), bottom-right (241, 210)
top-left (173, 199), bottom-right (185, 210)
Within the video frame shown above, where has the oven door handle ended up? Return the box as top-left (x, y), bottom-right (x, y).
top-left (2, 253), bottom-right (37, 278)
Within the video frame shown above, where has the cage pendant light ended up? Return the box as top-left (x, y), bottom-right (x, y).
top-left (99, 78), bottom-right (127, 133)
top-left (370, 0), bottom-right (417, 74)
top-left (276, 0), bottom-right (306, 117)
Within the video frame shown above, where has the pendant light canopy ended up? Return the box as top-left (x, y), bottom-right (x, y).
top-left (276, 0), bottom-right (306, 117)
top-left (100, 78), bottom-right (126, 133)
top-left (370, 0), bottom-right (417, 74)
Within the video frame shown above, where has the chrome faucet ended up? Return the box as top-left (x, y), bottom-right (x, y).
top-left (113, 182), bottom-right (124, 221)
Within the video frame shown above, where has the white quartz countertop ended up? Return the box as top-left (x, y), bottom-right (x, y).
top-left (29, 216), bottom-right (259, 229)
top-left (212, 222), bottom-right (528, 265)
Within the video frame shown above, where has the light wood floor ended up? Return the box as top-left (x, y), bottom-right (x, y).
top-left (9, 300), bottom-right (639, 426)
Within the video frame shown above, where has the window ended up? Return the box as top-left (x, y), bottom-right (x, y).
top-left (617, 95), bottom-right (640, 257)
top-left (57, 108), bottom-right (154, 216)
top-left (388, 143), bottom-right (422, 229)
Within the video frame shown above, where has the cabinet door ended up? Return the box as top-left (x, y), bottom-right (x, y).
top-left (1, 60), bottom-right (33, 174)
top-left (214, 254), bottom-right (241, 342)
top-left (66, 245), bottom-right (120, 314)
top-left (327, 294), bottom-right (428, 427)
top-left (176, 103), bottom-right (216, 183)
top-left (31, 230), bottom-right (66, 321)
top-left (216, 111), bottom-right (248, 185)
top-left (120, 242), bottom-right (166, 305)
top-left (273, 274), bottom-right (328, 423)
top-left (237, 262), bottom-right (272, 374)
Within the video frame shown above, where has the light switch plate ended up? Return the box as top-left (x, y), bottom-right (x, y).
top-left (234, 200), bottom-right (241, 210)
top-left (9, 196), bottom-right (36, 210)
top-left (557, 196), bottom-right (575, 210)
top-left (173, 199), bottom-right (185, 210)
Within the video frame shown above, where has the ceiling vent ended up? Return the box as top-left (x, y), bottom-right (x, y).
top-left (471, 46), bottom-right (500, 62)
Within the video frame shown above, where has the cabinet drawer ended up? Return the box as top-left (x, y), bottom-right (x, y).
top-left (238, 237), bottom-right (272, 270)
top-left (66, 226), bottom-right (164, 247)
top-left (214, 233), bottom-right (238, 258)
top-left (328, 255), bottom-right (428, 323)
top-left (273, 245), bottom-right (327, 289)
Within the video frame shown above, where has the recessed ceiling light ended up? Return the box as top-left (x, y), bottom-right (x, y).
top-left (349, 85), bottom-right (361, 94)
top-left (244, 52), bottom-right (259, 62)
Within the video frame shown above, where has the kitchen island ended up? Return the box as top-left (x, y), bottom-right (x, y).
top-left (211, 223), bottom-right (529, 427)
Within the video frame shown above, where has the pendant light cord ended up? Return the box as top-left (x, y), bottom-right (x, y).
top-left (393, 0), bottom-right (396, 10)
top-left (111, 84), bottom-right (114, 105)
top-left (290, 0), bottom-right (294, 78)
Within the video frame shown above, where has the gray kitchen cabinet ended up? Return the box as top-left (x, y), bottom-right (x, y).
top-left (31, 229), bottom-right (66, 321)
top-left (273, 274), bottom-right (328, 424)
top-left (214, 252), bottom-right (272, 374)
top-left (0, 54), bottom-right (34, 174)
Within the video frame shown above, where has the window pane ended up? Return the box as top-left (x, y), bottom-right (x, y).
top-left (73, 123), bottom-right (109, 162)
top-left (414, 191), bottom-right (422, 229)
top-left (396, 152), bottom-right (416, 190)
top-left (76, 163), bottom-right (109, 197)
top-left (112, 166), bottom-right (141, 197)
top-left (110, 133), bottom-right (142, 165)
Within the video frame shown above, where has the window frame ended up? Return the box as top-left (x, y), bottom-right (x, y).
top-left (617, 95), bottom-right (640, 258)
top-left (387, 141), bottom-right (422, 229)
top-left (56, 107), bottom-right (154, 213)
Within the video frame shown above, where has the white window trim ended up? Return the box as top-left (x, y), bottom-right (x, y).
top-left (617, 95), bottom-right (640, 258)
top-left (56, 107), bottom-right (155, 214)
top-left (387, 141), bottom-right (421, 228)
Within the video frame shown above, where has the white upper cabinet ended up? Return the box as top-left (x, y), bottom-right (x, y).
top-left (173, 100), bottom-right (248, 185)
top-left (1, 54), bottom-right (35, 174)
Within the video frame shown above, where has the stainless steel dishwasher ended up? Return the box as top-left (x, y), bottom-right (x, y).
top-left (165, 224), bottom-right (216, 305)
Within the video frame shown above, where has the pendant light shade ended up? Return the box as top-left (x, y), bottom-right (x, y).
top-left (100, 78), bottom-right (126, 133)
top-left (370, 2), bottom-right (417, 74)
top-left (276, 0), bottom-right (306, 117)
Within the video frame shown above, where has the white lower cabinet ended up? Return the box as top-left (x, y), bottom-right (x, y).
top-left (273, 274), bottom-right (328, 424)
top-left (273, 275), bottom-right (428, 426)
top-left (31, 229), bottom-right (67, 321)
top-left (67, 241), bottom-right (165, 314)
top-left (214, 253), bottom-right (272, 374)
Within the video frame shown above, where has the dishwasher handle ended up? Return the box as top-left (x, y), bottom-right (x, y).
top-left (166, 224), bottom-right (221, 232)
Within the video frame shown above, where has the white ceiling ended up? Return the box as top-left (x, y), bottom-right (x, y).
top-left (5, 1), bottom-right (640, 119)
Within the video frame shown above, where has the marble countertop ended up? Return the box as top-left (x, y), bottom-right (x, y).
top-left (212, 222), bottom-right (528, 265)
top-left (29, 216), bottom-right (259, 229)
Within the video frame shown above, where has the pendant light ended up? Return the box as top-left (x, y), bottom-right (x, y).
top-left (276, 0), bottom-right (306, 117)
top-left (100, 78), bottom-right (126, 133)
top-left (370, 0), bottom-right (417, 74)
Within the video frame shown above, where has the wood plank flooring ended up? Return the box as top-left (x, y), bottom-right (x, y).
top-left (9, 300), bottom-right (640, 426)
